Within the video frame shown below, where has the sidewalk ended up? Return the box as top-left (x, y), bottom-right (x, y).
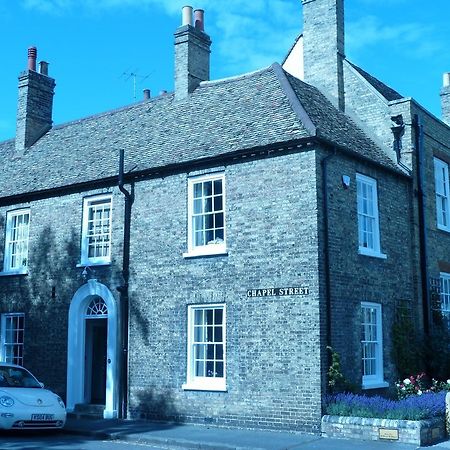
top-left (63, 417), bottom-right (442, 449)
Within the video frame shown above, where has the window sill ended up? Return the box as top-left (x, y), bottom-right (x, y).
top-left (437, 224), bottom-right (450, 233)
top-left (182, 381), bottom-right (227, 392)
top-left (358, 248), bottom-right (387, 260)
top-left (76, 262), bottom-right (111, 268)
top-left (0, 269), bottom-right (28, 277)
top-left (362, 381), bottom-right (389, 390)
top-left (183, 246), bottom-right (228, 259)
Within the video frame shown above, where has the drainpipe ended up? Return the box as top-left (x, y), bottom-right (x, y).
top-left (413, 114), bottom-right (430, 335)
top-left (117, 149), bottom-right (134, 419)
top-left (321, 148), bottom-right (336, 386)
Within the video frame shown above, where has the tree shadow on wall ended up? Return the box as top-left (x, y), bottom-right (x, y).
top-left (133, 388), bottom-right (179, 423)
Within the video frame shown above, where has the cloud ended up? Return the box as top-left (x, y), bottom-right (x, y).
top-left (18, 0), bottom-right (301, 74)
top-left (347, 15), bottom-right (441, 59)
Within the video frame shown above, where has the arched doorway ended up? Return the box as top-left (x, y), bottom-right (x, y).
top-left (66, 279), bottom-right (119, 419)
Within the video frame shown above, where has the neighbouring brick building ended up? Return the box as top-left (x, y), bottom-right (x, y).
top-left (0, 0), bottom-right (449, 433)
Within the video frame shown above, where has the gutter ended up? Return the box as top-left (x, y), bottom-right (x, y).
top-left (117, 148), bottom-right (134, 419)
top-left (413, 114), bottom-right (430, 334)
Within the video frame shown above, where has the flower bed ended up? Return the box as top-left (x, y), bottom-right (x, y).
top-left (322, 392), bottom-right (447, 445)
top-left (326, 392), bottom-right (446, 420)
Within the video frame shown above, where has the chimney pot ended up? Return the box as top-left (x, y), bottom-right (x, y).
top-left (28, 47), bottom-right (37, 71)
top-left (143, 88), bottom-right (151, 100)
top-left (444, 72), bottom-right (450, 88)
top-left (194, 9), bottom-right (205, 31)
top-left (182, 5), bottom-right (193, 26)
top-left (39, 61), bottom-right (49, 76)
top-left (159, 90), bottom-right (167, 96)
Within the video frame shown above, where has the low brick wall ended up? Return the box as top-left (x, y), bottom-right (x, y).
top-left (322, 415), bottom-right (445, 446)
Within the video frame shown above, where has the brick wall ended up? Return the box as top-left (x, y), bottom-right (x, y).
top-left (127, 150), bottom-right (324, 432)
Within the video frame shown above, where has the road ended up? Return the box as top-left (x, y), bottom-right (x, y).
top-left (0, 431), bottom-right (169, 450)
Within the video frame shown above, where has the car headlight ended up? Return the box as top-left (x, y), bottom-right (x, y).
top-left (0, 396), bottom-right (14, 407)
top-left (56, 396), bottom-right (65, 409)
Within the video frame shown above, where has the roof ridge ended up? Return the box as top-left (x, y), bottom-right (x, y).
top-left (271, 63), bottom-right (316, 136)
top-left (199, 65), bottom-right (274, 87)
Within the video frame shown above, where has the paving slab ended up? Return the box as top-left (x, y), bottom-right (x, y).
top-left (63, 417), bottom-right (436, 449)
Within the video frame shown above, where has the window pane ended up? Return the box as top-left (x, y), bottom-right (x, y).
top-left (194, 326), bottom-right (204, 342)
top-left (205, 214), bottom-right (214, 230)
top-left (195, 360), bottom-right (205, 377)
top-left (214, 309), bottom-right (223, 325)
top-left (213, 180), bottom-right (222, 195)
top-left (204, 198), bottom-right (212, 213)
top-left (206, 344), bottom-right (215, 359)
top-left (205, 309), bottom-right (214, 325)
top-left (214, 327), bottom-right (223, 342)
top-left (194, 309), bottom-right (203, 325)
top-left (193, 183), bottom-right (202, 198)
top-left (193, 199), bottom-right (202, 214)
top-left (213, 196), bottom-right (223, 211)
top-left (203, 181), bottom-right (212, 197)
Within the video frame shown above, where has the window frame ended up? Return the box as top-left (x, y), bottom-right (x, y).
top-left (184, 173), bottom-right (227, 257)
top-left (434, 158), bottom-right (450, 232)
top-left (80, 194), bottom-right (113, 266)
top-left (3, 208), bottom-right (31, 274)
top-left (361, 302), bottom-right (387, 389)
top-left (182, 303), bottom-right (227, 392)
top-left (440, 272), bottom-right (450, 324)
top-left (356, 173), bottom-right (385, 258)
top-left (0, 313), bottom-right (25, 366)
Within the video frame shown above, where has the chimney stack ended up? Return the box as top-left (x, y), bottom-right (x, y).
top-left (16, 47), bottom-right (56, 152)
top-left (441, 72), bottom-right (450, 126)
top-left (301, 0), bottom-right (345, 111)
top-left (174, 5), bottom-right (211, 100)
top-left (143, 88), bottom-right (151, 100)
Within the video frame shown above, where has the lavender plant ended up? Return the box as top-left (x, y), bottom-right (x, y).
top-left (326, 391), bottom-right (446, 420)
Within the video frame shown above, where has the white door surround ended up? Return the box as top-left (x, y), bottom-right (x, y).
top-left (66, 279), bottom-right (119, 419)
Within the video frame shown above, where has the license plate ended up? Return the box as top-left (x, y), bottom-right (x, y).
top-left (31, 414), bottom-right (54, 420)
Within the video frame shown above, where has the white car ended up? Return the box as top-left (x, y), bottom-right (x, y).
top-left (0, 363), bottom-right (66, 430)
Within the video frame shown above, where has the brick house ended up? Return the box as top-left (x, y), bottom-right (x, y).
top-left (0, 0), bottom-right (448, 433)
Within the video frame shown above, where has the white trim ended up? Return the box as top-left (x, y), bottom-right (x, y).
top-left (362, 381), bottom-right (389, 390)
top-left (361, 302), bottom-right (386, 389)
top-left (66, 279), bottom-right (119, 419)
top-left (3, 209), bottom-right (30, 274)
top-left (186, 173), bottom-right (226, 257)
top-left (183, 303), bottom-right (227, 392)
top-left (356, 174), bottom-right (383, 256)
top-left (434, 158), bottom-right (450, 232)
top-left (358, 248), bottom-right (387, 259)
top-left (439, 272), bottom-right (450, 321)
top-left (80, 194), bottom-right (113, 266)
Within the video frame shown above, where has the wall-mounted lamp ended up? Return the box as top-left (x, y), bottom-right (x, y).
top-left (81, 266), bottom-right (95, 282)
top-left (342, 175), bottom-right (351, 189)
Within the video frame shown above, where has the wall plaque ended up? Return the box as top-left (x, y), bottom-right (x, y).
top-left (246, 287), bottom-right (309, 298)
top-left (378, 428), bottom-right (399, 440)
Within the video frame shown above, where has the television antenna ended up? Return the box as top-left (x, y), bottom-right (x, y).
top-left (120, 69), bottom-right (152, 101)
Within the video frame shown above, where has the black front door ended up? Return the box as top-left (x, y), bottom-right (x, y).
top-left (85, 318), bottom-right (107, 404)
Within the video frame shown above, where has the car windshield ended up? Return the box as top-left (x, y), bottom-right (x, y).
top-left (0, 366), bottom-right (41, 388)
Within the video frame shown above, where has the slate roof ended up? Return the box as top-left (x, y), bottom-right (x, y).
top-left (0, 63), bottom-right (402, 200)
top-left (347, 61), bottom-right (403, 102)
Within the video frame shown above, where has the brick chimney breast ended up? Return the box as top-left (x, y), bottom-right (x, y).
top-left (15, 47), bottom-right (56, 153)
top-left (174, 6), bottom-right (211, 100)
top-left (301, 0), bottom-right (345, 111)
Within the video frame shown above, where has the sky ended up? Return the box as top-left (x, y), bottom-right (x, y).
top-left (0, 0), bottom-right (449, 142)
